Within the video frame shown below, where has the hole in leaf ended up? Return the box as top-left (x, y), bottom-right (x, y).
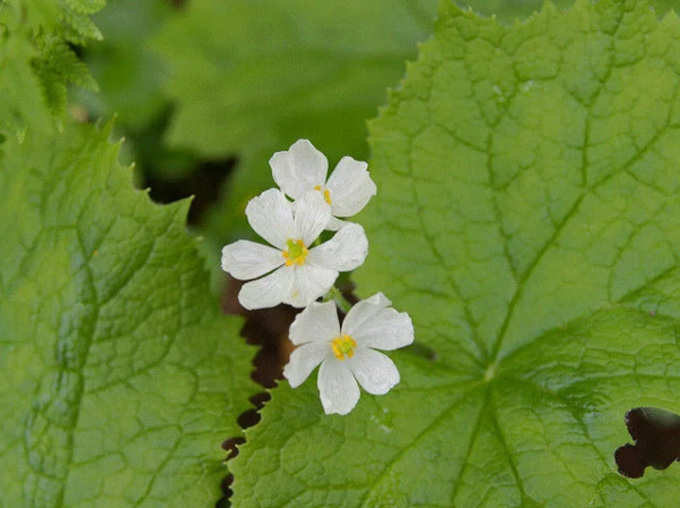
top-left (615, 407), bottom-right (680, 478)
top-left (221, 437), bottom-right (246, 461)
top-left (216, 473), bottom-right (234, 507)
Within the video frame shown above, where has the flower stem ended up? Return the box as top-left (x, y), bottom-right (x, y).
top-left (324, 286), bottom-right (352, 314)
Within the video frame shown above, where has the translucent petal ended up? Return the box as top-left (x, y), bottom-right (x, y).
top-left (294, 190), bottom-right (331, 246)
top-left (325, 216), bottom-right (347, 231)
top-left (221, 240), bottom-right (283, 280)
top-left (341, 292), bottom-right (391, 337)
top-left (326, 156), bottom-right (376, 217)
top-left (245, 188), bottom-right (296, 249)
top-left (307, 223), bottom-right (368, 271)
top-left (283, 341), bottom-right (328, 388)
top-left (347, 347), bottom-right (400, 395)
top-left (289, 300), bottom-right (340, 345)
top-left (318, 358), bottom-right (360, 415)
top-left (237, 266), bottom-right (294, 310)
top-left (353, 307), bottom-right (413, 350)
top-left (284, 264), bottom-right (338, 308)
top-left (270, 139), bottom-right (328, 200)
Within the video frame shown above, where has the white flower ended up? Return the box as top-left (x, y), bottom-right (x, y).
top-left (270, 139), bottom-right (377, 230)
top-left (283, 293), bottom-right (414, 415)
top-left (221, 188), bottom-right (368, 310)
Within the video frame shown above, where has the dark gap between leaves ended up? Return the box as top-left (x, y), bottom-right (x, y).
top-left (615, 406), bottom-right (680, 478)
top-left (143, 156), bottom-right (236, 225)
top-left (215, 276), bottom-right (363, 506)
top-left (216, 277), bottom-right (298, 507)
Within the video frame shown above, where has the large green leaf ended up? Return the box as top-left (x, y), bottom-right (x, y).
top-left (230, 0), bottom-right (680, 505)
top-left (154, 0), bottom-right (438, 246)
top-left (461, 0), bottom-right (676, 20)
top-left (0, 122), bottom-right (256, 507)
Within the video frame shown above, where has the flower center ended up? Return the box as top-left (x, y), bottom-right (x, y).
top-left (331, 334), bottom-right (357, 360)
top-left (282, 239), bottom-right (308, 266)
top-left (313, 185), bottom-right (332, 205)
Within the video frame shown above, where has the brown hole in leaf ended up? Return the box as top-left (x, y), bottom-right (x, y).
top-left (221, 437), bottom-right (246, 461)
top-left (615, 407), bottom-right (680, 478)
top-left (217, 473), bottom-right (234, 507)
top-left (216, 276), bottom-right (298, 507)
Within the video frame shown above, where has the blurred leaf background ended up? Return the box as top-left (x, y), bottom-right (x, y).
top-left (73, 0), bottom-right (678, 273)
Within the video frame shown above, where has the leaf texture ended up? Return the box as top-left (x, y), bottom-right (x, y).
top-left (230, 1), bottom-right (680, 506)
top-left (0, 122), bottom-right (257, 507)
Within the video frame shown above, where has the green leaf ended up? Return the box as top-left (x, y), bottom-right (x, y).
top-left (33, 35), bottom-right (99, 113)
top-left (230, 0), bottom-right (680, 505)
top-left (460, 0), bottom-right (677, 21)
top-left (0, 122), bottom-right (257, 506)
top-left (0, 26), bottom-right (52, 137)
top-left (74, 0), bottom-right (172, 132)
top-left (154, 0), bottom-right (437, 245)
top-left (0, 0), bottom-right (105, 133)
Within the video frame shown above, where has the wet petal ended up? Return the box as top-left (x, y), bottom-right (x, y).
top-left (283, 341), bottom-right (328, 388)
top-left (347, 347), bottom-right (400, 395)
top-left (289, 300), bottom-right (340, 345)
top-left (238, 265), bottom-right (294, 310)
top-left (307, 223), bottom-right (368, 271)
top-left (294, 190), bottom-right (331, 246)
top-left (221, 240), bottom-right (283, 280)
top-left (347, 306), bottom-right (413, 351)
top-left (326, 156), bottom-right (376, 217)
top-left (341, 292), bottom-right (392, 337)
top-left (245, 188), bottom-right (296, 249)
top-left (318, 358), bottom-right (360, 415)
top-left (270, 139), bottom-right (328, 200)
top-left (284, 264), bottom-right (338, 308)
top-left (325, 216), bottom-right (347, 231)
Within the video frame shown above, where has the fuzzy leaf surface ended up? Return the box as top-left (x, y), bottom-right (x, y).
top-left (0, 0), bottom-right (104, 133)
top-left (231, 1), bottom-right (680, 506)
top-left (0, 123), bottom-right (256, 507)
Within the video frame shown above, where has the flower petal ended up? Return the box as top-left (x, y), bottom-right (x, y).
top-left (325, 216), bottom-right (347, 231)
top-left (347, 347), bottom-right (400, 395)
top-left (289, 300), bottom-right (340, 345)
top-left (245, 188), bottom-right (296, 249)
top-left (342, 293), bottom-right (414, 351)
top-left (237, 266), bottom-right (293, 310)
top-left (326, 156), bottom-right (377, 217)
top-left (318, 358), bottom-right (360, 415)
top-left (353, 308), bottom-right (414, 351)
top-left (307, 223), bottom-right (368, 271)
top-left (342, 292), bottom-right (392, 337)
top-left (221, 240), bottom-right (283, 280)
top-left (294, 190), bottom-right (331, 246)
top-left (270, 139), bottom-right (328, 200)
top-left (284, 264), bottom-right (338, 308)
top-left (283, 341), bottom-right (328, 388)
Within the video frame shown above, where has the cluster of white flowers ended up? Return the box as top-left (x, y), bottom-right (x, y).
top-left (221, 139), bottom-right (413, 415)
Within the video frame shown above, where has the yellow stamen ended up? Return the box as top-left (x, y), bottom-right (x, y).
top-left (282, 239), bottom-right (308, 266)
top-left (331, 334), bottom-right (357, 360)
top-left (314, 185), bottom-right (332, 205)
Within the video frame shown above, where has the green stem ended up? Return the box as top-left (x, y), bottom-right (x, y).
top-left (323, 286), bottom-right (352, 314)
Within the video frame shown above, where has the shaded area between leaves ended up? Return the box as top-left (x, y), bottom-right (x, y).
top-left (615, 407), bottom-right (680, 478)
top-left (215, 276), bottom-right (363, 506)
top-left (142, 155), bottom-right (236, 225)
